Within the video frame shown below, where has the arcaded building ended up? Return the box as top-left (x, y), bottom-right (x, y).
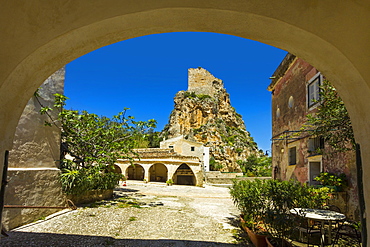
top-left (116, 136), bottom-right (207, 186)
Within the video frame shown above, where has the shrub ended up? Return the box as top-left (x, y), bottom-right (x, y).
top-left (237, 155), bottom-right (272, 177)
top-left (209, 157), bottom-right (224, 171)
top-left (230, 179), bottom-right (267, 232)
top-left (314, 172), bottom-right (348, 189)
top-left (183, 91), bottom-right (196, 99)
top-left (60, 164), bottom-right (124, 195)
top-left (230, 179), bottom-right (330, 235)
top-left (196, 94), bottom-right (211, 100)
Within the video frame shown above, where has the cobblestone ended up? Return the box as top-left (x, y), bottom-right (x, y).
top-left (1, 181), bottom-right (250, 246)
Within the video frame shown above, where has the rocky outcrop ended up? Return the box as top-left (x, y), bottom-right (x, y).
top-left (162, 68), bottom-right (260, 172)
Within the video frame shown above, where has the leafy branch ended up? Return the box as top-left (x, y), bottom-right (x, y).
top-left (34, 91), bottom-right (157, 195)
top-left (304, 80), bottom-right (355, 152)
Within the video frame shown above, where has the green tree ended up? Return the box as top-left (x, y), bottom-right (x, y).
top-left (305, 80), bottom-right (355, 151)
top-left (237, 154), bottom-right (272, 177)
top-left (40, 93), bottom-right (157, 194)
top-left (209, 156), bottom-right (223, 171)
top-left (145, 130), bottom-right (162, 148)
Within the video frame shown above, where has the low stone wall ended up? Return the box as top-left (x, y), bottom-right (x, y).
top-left (327, 191), bottom-right (359, 221)
top-left (3, 168), bottom-right (67, 230)
top-left (67, 189), bottom-right (113, 205)
top-left (205, 171), bottom-right (271, 185)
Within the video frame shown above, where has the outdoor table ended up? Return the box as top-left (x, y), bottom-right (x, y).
top-left (290, 207), bottom-right (346, 247)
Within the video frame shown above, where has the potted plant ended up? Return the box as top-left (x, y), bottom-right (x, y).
top-left (314, 172), bottom-right (347, 191)
top-left (231, 179), bottom-right (330, 247)
top-left (166, 179), bottom-right (174, 186)
top-left (230, 179), bottom-right (268, 247)
top-left (262, 180), bottom-right (299, 247)
top-left (262, 180), bottom-right (330, 247)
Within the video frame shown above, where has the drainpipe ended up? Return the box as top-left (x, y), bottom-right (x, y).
top-left (0, 151), bottom-right (9, 235)
top-left (356, 143), bottom-right (367, 246)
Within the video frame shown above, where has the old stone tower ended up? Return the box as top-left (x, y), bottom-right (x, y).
top-left (162, 67), bottom-right (260, 172)
top-left (188, 67), bottom-right (224, 97)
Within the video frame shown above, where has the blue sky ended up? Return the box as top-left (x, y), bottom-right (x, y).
top-left (65, 32), bottom-right (287, 152)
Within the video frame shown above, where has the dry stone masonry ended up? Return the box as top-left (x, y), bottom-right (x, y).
top-left (162, 68), bottom-right (261, 172)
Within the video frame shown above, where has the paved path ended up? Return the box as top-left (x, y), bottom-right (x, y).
top-left (1, 181), bottom-right (250, 246)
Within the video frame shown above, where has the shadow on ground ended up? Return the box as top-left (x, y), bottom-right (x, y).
top-left (114, 188), bottom-right (139, 193)
top-left (0, 231), bottom-right (247, 247)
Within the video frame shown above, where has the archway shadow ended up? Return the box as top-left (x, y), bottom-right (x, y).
top-left (0, 231), bottom-right (247, 246)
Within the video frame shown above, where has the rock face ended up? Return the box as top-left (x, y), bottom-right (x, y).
top-left (162, 68), bottom-right (260, 172)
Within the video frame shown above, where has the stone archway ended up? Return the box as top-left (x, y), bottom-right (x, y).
top-left (149, 163), bottom-right (168, 182)
top-left (113, 164), bottom-right (122, 174)
top-left (126, 164), bottom-right (145, 181)
top-left (0, 1), bottom-right (370, 239)
top-left (173, 164), bottom-right (196, 186)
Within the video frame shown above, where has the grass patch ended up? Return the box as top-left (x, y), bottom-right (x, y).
top-left (129, 216), bottom-right (137, 221)
top-left (104, 239), bottom-right (115, 246)
top-left (37, 216), bottom-right (46, 221)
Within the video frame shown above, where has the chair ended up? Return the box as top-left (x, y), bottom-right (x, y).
top-left (324, 205), bottom-right (342, 229)
top-left (326, 205), bottom-right (341, 213)
top-left (291, 208), bottom-right (322, 246)
top-left (332, 220), bottom-right (361, 246)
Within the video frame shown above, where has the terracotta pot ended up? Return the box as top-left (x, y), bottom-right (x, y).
top-left (239, 215), bottom-right (267, 247)
top-left (266, 237), bottom-right (274, 247)
top-left (245, 226), bottom-right (268, 247)
top-left (266, 237), bottom-right (292, 247)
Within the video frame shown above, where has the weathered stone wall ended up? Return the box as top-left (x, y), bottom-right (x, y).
top-left (160, 136), bottom-right (204, 161)
top-left (3, 68), bottom-right (66, 230)
top-left (269, 55), bottom-right (317, 181)
top-left (9, 68), bottom-right (65, 168)
top-left (269, 55), bottom-right (359, 220)
top-left (323, 148), bottom-right (359, 220)
top-left (188, 67), bottom-right (224, 97)
top-left (67, 189), bottom-right (113, 205)
top-left (3, 168), bottom-right (66, 230)
top-left (205, 171), bottom-right (270, 185)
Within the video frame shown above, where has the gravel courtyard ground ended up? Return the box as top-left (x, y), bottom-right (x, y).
top-left (0, 181), bottom-right (251, 247)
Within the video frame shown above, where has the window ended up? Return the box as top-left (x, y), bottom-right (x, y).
top-left (288, 147), bottom-right (296, 165)
top-left (309, 162), bottom-right (321, 185)
top-left (191, 146), bottom-right (195, 151)
top-left (288, 96), bottom-right (294, 108)
top-left (276, 107), bottom-right (280, 118)
top-left (307, 73), bottom-right (322, 108)
top-left (308, 137), bottom-right (324, 154)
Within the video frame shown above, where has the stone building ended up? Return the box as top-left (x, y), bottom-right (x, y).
top-left (268, 53), bottom-right (359, 219)
top-left (3, 69), bottom-right (66, 230)
top-left (116, 136), bottom-right (205, 186)
top-left (188, 67), bottom-right (224, 97)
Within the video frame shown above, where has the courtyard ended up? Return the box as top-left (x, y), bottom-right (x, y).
top-left (0, 181), bottom-right (247, 246)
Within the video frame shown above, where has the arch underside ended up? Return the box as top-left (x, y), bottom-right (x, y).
top-left (149, 163), bottom-right (168, 182)
top-left (127, 164), bottom-right (145, 181)
top-left (173, 164), bottom-right (196, 186)
top-left (0, 1), bottom-right (370, 240)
